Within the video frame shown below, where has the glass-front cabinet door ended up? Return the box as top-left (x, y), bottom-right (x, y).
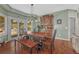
top-left (0, 16), bottom-right (7, 42)
top-left (11, 20), bottom-right (18, 37)
top-left (0, 16), bottom-right (5, 35)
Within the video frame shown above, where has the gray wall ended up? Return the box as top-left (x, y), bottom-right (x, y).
top-left (0, 5), bottom-right (38, 41)
top-left (53, 9), bottom-right (78, 40)
top-left (53, 10), bottom-right (69, 40)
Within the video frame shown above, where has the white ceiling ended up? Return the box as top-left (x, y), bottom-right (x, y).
top-left (9, 4), bottom-right (79, 16)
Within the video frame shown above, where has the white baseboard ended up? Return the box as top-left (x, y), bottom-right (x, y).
top-left (56, 37), bottom-right (70, 41)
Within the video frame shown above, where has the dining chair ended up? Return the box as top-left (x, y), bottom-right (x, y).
top-left (22, 34), bottom-right (29, 39)
top-left (36, 40), bottom-right (44, 53)
top-left (32, 35), bottom-right (44, 53)
top-left (0, 41), bottom-right (4, 46)
top-left (50, 29), bottom-right (57, 53)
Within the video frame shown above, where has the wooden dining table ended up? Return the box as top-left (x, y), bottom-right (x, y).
top-left (18, 32), bottom-right (53, 54)
top-left (30, 32), bottom-right (53, 54)
top-left (27, 32), bottom-right (47, 41)
top-left (15, 39), bottom-right (37, 54)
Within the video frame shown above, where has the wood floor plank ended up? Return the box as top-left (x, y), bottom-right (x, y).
top-left (0, 39), bottom-right (76, 54)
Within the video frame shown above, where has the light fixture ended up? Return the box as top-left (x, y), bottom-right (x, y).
top-left (30, 4), bottom-right (34, 21)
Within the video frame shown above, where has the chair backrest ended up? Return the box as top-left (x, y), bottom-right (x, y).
top-left (50, 29), bottom-right (57, 53)
top-left (52, 29), bottom-right (57, 42)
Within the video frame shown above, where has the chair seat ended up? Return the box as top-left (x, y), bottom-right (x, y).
top-left (37, 42), bottom-right (43, 48)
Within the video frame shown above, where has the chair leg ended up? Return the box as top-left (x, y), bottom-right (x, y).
top-left (37, 47), bottom-right (43, 54)
top-left (37, 49), bottom-right (39, 54)
top-left (37, 48), bottom-right (41, 54)
top-left (52, 44), bottom-right (55, 50)
top-left (50, 43), bottom-right (55, 54)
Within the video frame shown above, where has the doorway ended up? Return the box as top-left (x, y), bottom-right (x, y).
top-left (70, 17), bottom-right (75, 38)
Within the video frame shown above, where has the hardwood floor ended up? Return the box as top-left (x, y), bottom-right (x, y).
top-left (0, 39), bottom-right (76, 54)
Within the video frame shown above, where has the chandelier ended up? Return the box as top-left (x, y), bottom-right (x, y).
top-left (30, 4), bottom-right (34, 20)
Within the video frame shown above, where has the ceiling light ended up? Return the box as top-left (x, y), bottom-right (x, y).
top-left (30, 4), bottom-right (34, 21)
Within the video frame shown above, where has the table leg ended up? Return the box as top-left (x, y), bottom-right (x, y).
top-left (50, 43), bottom-right (55, 54)
top-left (50, 43), bottom-right (52, 54)
top-left (37, 49), bottom-right (39, 54)
top-left (30, 48), bottom-right (32, 54)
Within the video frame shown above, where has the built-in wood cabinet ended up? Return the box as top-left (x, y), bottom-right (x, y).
top-left (40, 15), bottom-right (54, 38)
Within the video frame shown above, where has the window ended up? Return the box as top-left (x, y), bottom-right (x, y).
top-left (27, 20), bottom-right (32, 31)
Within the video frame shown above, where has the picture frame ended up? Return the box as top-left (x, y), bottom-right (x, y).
top-left (57, 19), bottom-right (62, 24)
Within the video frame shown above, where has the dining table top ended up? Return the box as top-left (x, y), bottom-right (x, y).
top-left (27, 32), bottom-right (47, 38)
top-left (27, 32), bottom-right (52, 39)
top-left (16, 39), bottom-right (37, 48)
